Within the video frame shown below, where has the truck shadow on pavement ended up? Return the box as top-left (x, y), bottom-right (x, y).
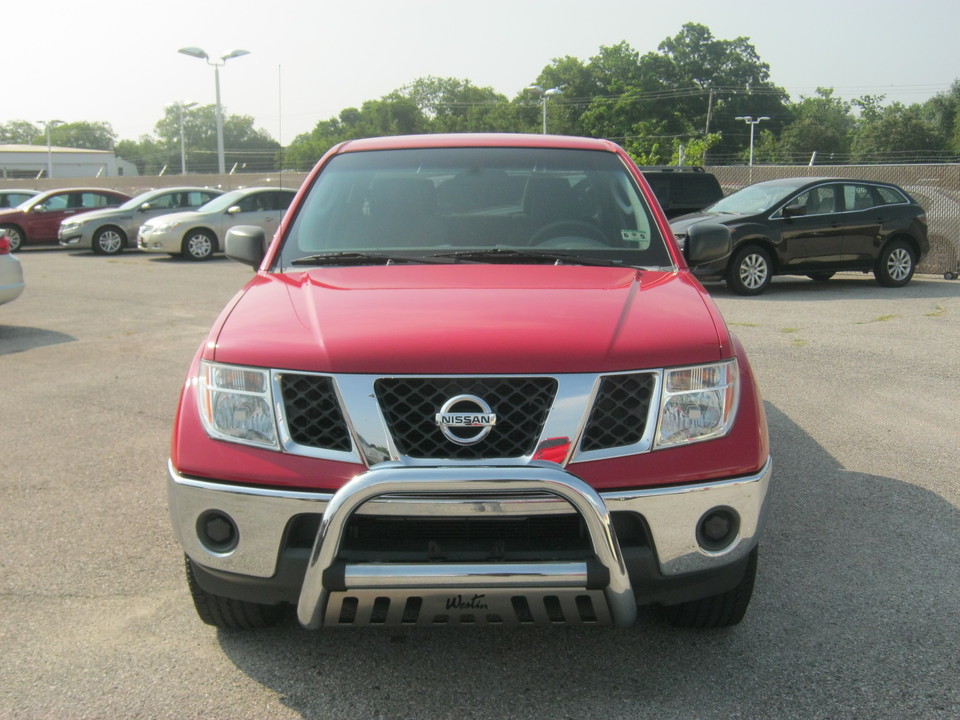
top-left (0, 324), bottom-right (76, 356)
top-left (215, 403), bottom-right (960, 720)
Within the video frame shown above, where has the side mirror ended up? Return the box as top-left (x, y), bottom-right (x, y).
top-left (139, 202), bottom-right (153, 212)
top-left (225, 225), bottom-right (266, 268)
top-left (685, 222), bottom-right (731, 265)
top-left (782, 203), bottom-right (806, 218)
top-left (226, 205), bottom-right (242, 215)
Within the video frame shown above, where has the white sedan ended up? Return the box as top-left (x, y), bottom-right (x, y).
top-left (0, 233), bottom-right (24, 305)
top-left (137, 187), bottom-right (297, 261)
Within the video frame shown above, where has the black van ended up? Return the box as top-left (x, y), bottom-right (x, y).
top-left (640, 167), bottom-right (724, 219)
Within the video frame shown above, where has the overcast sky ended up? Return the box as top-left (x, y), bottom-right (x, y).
top-left (7, 0), bottom-right (959, 145)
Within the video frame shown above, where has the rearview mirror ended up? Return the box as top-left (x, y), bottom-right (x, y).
top-left (227, 205), bottom-right (242, 215)
top-left (782, 203), bottom-right (806, 218)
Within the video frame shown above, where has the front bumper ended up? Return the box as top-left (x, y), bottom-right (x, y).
top-left (169, 457), bottom-right (771, 627)
top-left (137, 230), bottom-right (177, 253)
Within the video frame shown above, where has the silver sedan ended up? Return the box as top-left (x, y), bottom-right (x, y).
top-left (59, 186), bottom-right (224, 255)
top-left (137, 187), bottom-right (297, 261)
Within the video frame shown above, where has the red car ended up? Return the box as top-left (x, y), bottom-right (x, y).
top-left (168, 133), bottom-right (771, 631)
top-left (0, 187), bottom-right (131, 251)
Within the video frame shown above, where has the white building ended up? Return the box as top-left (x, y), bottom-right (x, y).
top-left (0, 144), bottom-right (138, 179)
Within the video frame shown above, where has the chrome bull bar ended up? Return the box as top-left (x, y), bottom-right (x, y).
top-left (296, 465), bottom-right (638, 628)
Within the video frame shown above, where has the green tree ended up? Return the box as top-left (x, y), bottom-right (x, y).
top-left (921, 79), bottom-right (960, 153)
top-left (400, 77), bottom-right (509, 132)
top-left (773, 88), bottom-right (856, 163)
top-left (33, 121), bottom-right (117, 151)
top-left (639, 23), bottom-right (789, 161)
top-left (0, 120), bottom-right (39, 144)
top-left (851, 102), bottom-right (942, 162)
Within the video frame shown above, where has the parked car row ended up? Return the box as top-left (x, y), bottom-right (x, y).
top-left (0, 172), bottom-right (931, 288)
top-left (670, 177), bottom-right (929, 295)
top-left (0, 185), bottom-right (297, 261)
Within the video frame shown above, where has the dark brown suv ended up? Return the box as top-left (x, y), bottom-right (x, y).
top-left (670, 177), bottom-right (929, 295)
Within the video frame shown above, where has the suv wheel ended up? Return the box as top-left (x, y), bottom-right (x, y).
top-left (874, 240), bottom-right (915, 287)
top-left (658, 546), bottom-right (758, 628)
top-left (185, 556), bottom-right (286, 629)
top-left (727, 245), bottom-right (771, 295)
top-left (93, 226), bottom-right (126, 255)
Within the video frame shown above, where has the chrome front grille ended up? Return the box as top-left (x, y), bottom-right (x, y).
top-left (374, 377), bottom-right (557, 459)
top-left (276, 371), bottom-right (659, 462)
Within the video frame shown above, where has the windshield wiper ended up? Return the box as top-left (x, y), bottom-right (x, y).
top-left (430, 248), bottom-right (624, 267)
top-left (290, 251), bottom-right (444, 267)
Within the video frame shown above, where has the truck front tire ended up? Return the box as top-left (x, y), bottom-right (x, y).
top-left (185, 556), bottom-right (287, 630)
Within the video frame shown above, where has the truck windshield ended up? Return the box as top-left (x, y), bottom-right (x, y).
top-left (278, 147), bottom-right (672, 270)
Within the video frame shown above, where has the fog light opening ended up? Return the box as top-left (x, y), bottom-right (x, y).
top-left (197, 511), bottom-right (239, 554)
top-left (697, 507), bottom-right (740, 552)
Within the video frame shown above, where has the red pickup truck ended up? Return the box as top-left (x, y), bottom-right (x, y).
top-left (168, 133), bottom-right (771, 630)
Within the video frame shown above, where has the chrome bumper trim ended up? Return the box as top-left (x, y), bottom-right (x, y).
top-left (295, 466), bottom-right (637, 628)
top-left (168, 457), bottom-right (772, 621)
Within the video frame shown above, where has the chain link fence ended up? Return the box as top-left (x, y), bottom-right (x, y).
top-left (707, 165), bottom-right (960, 276)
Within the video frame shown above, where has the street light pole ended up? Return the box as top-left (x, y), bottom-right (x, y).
top-left (37, 120), bottom-right (64, 178)
top-left (526, 85), bottom-right (563, 134)
top-left (170, 101), bottom-right (197, 174)
top-left (178, 47), bottom-right (250, 174)
top-left (735, 115), bottom-right (770, 167)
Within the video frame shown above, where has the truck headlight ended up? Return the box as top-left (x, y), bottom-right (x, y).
top-left (655, 359), bottom-right (739, 448)
top-left (197, 361), bottom-right (278, 448)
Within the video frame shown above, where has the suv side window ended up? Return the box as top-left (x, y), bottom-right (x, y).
top-left (794, 185), bottom-right (840, 215)
top-left (41, 194), bottom-right (70, 211)
top-left (843, 184), bottom-right (876, 211)
top-left (79, 192), bottom-right (120, 208)
top-left (875, 186), bottom-right (908, 205)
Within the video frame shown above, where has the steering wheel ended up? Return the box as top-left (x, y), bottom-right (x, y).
top-left (528, 220), bottom-right (608, 247)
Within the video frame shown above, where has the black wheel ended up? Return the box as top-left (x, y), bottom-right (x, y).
top-left (529, 220), bottom-right (607, 247)
top-left (182, 229), bottom-right (216, 261)
top-left (1, 224), bottom-right (25, 252)
top-left (184, 556), bottom-right (286, 630)
top-left (658, 546), bottom-right (758, 629)
top-left (726, 245), bottom-right (771, 295)
top-left (874, 239), bottom-right (915, 287)
top-left (807, 272), bottom-right (835, 282)
top-left (945, 272), bottom-right (958, 281)
top-left (92, 226), bottom-right (126, 255)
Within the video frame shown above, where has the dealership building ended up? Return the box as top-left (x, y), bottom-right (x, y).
top-left (0, 144), bottom-right (137, 179)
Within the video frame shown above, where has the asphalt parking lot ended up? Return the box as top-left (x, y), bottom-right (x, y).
top-left (1, 248), bottom-right (958, 720)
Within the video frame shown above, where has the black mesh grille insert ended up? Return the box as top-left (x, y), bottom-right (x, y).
top-left (280, 374), bottom-right (352, 451)
top-left (580, 373), bottom-right (655, 452)
top-left (375, 377), bottom-right (557, 459)
top-left (342, 514), bottom-right (590, 559)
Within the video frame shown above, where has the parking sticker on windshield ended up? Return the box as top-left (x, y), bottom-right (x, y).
top-left (621, 229), bottom-right (650, 249)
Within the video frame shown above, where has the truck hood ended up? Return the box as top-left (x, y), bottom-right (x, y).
top-left (209, 265), bottom-right (728, 374)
